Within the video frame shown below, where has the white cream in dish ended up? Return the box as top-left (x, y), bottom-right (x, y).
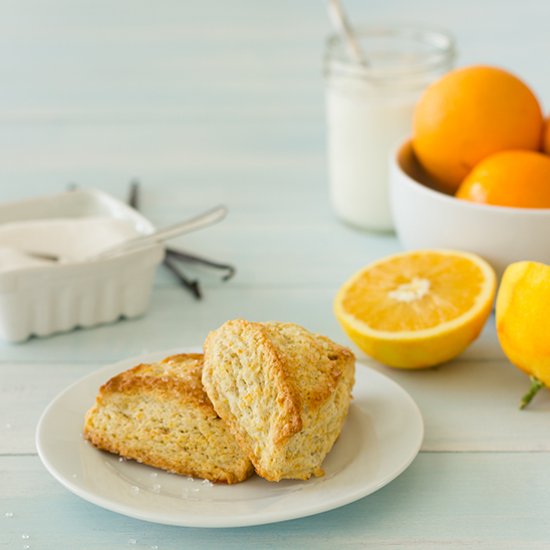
top-left (0, 217), bottom-right (140, 271)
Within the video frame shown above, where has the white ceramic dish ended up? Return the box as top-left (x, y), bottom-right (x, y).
top-left (0, 189), bottom-right (163, 342)
top-left (390, 139), bottom-right (550, 277)
top-left (36, 348), bottom-right (424, 528)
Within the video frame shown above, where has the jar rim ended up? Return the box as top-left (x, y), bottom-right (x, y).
top-left (325, 24), bottom-right (456, 80)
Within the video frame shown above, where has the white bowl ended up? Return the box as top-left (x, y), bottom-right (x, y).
top-left (390, 139), bottom-right (550, 277)
top-left (0, 188), bottom-right (163, 342)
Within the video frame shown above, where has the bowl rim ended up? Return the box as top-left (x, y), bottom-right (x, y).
top-left (393, 139), bottom-right (550, 215)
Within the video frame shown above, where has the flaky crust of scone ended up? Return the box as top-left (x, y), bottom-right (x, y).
top-left (83, 353), bottom-right (253, 484)
top-left (202, 320), bottom-right (355, 482)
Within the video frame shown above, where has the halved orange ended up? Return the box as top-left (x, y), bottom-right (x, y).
top-left (334, 250), bottom-right (496, 368)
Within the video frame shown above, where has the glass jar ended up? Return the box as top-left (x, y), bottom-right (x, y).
top-left (324, 26), bottom-right (455, 231)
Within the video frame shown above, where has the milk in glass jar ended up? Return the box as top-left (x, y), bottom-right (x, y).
top-left (325, 26), bottom-right (455, 231)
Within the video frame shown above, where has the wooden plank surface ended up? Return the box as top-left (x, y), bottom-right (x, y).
top-left (2, 454), bottom-right (550, 549)
top-left (1, 313), bottom-right (548, 457)
top-left (1, 0), bottom-right (550, 547)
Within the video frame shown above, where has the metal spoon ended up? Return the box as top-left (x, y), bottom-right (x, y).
top-left (91, 204), bottom-right (227, 261)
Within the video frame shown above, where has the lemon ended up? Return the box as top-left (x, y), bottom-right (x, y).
top-left (334, 250), bottom-right (496, 369)
top-left (496, 261), bottom-right (550, 409)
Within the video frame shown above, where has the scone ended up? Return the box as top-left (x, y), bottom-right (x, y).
top-left (202, 320), bottom-right (355, 482)
top-left (83, 353), bottom-right (254, 484)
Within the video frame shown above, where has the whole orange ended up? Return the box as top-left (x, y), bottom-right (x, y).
top-left (413, 65), bottom-right (544, 194)
top-left (455, 150), bottom-right (550, 208)
top-left (543, 116), bottom-right (550, 154)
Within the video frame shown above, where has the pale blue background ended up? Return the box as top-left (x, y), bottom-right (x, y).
top-left (1, 2), bottom-right (550, 548)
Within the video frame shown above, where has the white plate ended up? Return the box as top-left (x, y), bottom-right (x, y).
top-left (36, 348), bottom-right (423, 528)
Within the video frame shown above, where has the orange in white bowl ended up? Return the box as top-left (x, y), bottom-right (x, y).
top-left (389, 139), bottom-right (550, 277)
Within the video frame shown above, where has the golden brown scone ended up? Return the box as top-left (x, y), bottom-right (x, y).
top-left (202, 320), bottom-right (355, 482)
top-left (83, 353), bottom-right (254, 484)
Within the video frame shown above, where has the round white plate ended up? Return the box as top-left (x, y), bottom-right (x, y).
top-left (36, 348), bottom-right (423, 528)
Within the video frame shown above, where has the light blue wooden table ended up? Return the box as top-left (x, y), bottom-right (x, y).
top-left (2, 1), bottom-right (550, 548)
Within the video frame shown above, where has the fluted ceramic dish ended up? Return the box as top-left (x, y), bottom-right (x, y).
top-left (0, 188), bottom-right (163, 342)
